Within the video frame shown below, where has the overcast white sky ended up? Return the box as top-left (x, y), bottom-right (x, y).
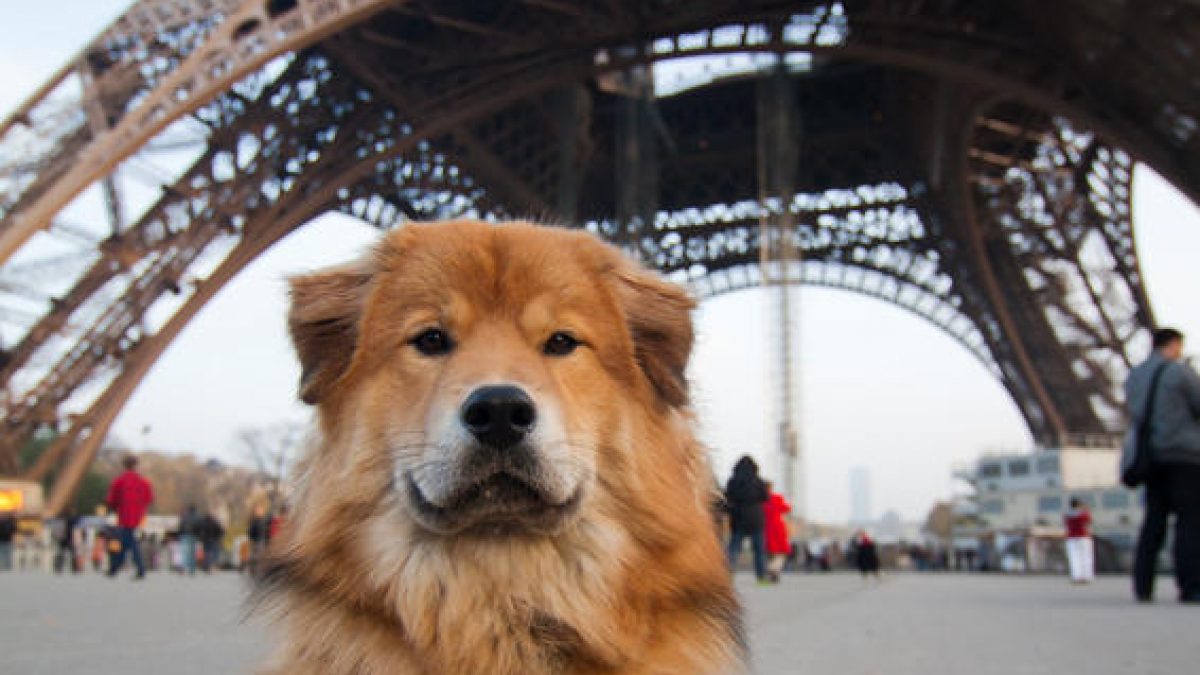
top-left (2, 2), bottom-right (1198, 524)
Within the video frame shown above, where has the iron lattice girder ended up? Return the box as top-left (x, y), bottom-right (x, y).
top-left (4, 1), bottom-right (1200, 263)
top-left (967, 106), bottom-right (1151, 433)
top-left (580, 66), bottom-right (906, 216)
top-left (630, 187), bottom-right (999, 372)
top-left (0, 0), bottom-right (1192, 474)
top-left (324, 39), bottom-right (560, 218)
top-left (0, 50), bottom-right (499, 471)
top-left (564, 65), bottom-right (1143, 440)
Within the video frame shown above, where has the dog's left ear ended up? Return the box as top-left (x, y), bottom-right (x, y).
top-left (287, 260), bottom-right (375, 405)
top-left (611, 264), bottom-right (696, 407)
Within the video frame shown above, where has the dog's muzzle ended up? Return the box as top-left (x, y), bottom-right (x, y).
top-left (403, 385), bottom-right (584, 536)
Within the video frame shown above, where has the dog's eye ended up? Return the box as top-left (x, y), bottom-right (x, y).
top-left (543, 331), bottom-right (580, 357)
top-left (411, 328), bottom-right (454, 356)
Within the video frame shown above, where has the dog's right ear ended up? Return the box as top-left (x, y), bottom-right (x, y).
top-left (287, 260), bottom-right (375, 405)
top-left (609, 262), bottom-right (696, 409)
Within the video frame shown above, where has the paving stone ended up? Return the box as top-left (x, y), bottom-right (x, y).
top-left (0, 571), bottom-right (1191, 674)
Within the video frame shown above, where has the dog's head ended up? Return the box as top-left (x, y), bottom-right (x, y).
top-left (287, 220), bottom-right (694, 538)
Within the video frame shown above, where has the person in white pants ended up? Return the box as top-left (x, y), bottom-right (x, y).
top-left (1064, 497), bottom-right (1094, 584)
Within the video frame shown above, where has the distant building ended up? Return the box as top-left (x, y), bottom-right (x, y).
top-left (874, 509), bottom-right (923, 545)
top-left (849, 467), bottom-right (872, 525)
top-left (951, 443), bottom-right (1143, 572)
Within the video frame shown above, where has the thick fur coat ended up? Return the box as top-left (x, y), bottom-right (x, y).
top-left (258, 220), bottom-right (744, 674)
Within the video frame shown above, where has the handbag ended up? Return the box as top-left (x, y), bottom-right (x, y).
top-left (1121, 361), bottom-right (1170, 488)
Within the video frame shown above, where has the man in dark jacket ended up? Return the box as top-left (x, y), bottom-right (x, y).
top-left (1126, 327), bottom-right (1200, 603)
top-left (195, 512), bottom-right (225, 572)
top-left (724, 455), bottom-right (769, 583)
top-left (246, 504), bottom-right (271, 575)
top-left (55, 508), bottom-right (81, 573)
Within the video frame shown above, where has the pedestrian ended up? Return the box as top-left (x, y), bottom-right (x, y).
top-left (163, 533), bottom-right (181, 573)
top-left (138, 533), bottom-right (154, 569)
top-left (1063, 497), bottom-right (1094, 584)
top-left (1125, 327), bottom-right (1200, 603)
top-left (55, 507), bottom-right (81, 573)
top-left (237, 537), bottom-right (251, 572)
top-left (762, 481), bottom-right (792, 583)
top-left (91, 528), bottom-right (108, 572)
top-left (103, 524), bottom-right (122, 572)
top-left (178, 504), bottom-right (199, 575)
top-left (268, 503), bottom-right (289, 544)
top-left (247, 504), bottom-right (271, 575)
top-left (0, 512), bottom-right (15, 571)
top-left (104, 455), bottom-right (154, 579)
top-left (196, 511), bottom-right (225, 572)
top-left (724, 455), bottom-right (769, 583)
top-left (854, 530), bottom-right (881, 579)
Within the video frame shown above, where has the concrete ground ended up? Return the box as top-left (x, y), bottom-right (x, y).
top-left (0, 571), bottom-right (1193, 674)
top-left (742, 573), bottom-right (1194, 675)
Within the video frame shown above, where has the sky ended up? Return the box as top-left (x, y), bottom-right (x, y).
top-left (2, 2), bottom-right (1198, 524)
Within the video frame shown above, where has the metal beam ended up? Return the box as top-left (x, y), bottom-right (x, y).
top-left (614, 65), bottom-right (658, 251)
top-left (756, 57), bottom-right (804, 514)
top-left (3, 0), bottom-right (1192, 482)
top-left (326, 40), bottom-right (556, 218)
top-left (553, 85), bottom-right (591, 223)
top-left (0, 0), bottom-right (396, 266)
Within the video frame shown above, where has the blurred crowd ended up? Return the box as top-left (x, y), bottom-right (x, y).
top-left (0, 456), bottom-right (287, 576)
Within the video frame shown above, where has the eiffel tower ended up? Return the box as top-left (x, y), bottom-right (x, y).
top-left (2, 1), bottom-right (1197, 514)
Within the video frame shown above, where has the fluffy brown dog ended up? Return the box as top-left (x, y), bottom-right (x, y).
top-left (258, 219), bottom-right (743, 674)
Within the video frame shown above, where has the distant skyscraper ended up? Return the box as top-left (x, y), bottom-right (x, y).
top-left (850, 467), bottom-right (872, 525)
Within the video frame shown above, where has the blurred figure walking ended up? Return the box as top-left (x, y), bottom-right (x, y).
top-left (724, 456), bottom-right (769, 583)
top-left (54, 508), bottom-right (81, 573)
top-left (1064, 497), bottom-right (1094, 584)
top-left (196, 511), bottom-right (225, 572)
top-left (247, 504), bottom-right (271, 575)
top-left (269, 503), bottom-right (289, 543)
top-left (762, 481), bottom-right (792, 583)
top-left (854, 530), bottom-right (881, 580)
top-left (105, 455), bottom-right (154, 579)
top-left (178, 505), bottom-right (199, 575)
top-left (0, 512), bottom-right (14, 571)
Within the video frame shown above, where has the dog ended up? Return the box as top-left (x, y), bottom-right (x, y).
top-left (257, 219), bottom-right (744, 674)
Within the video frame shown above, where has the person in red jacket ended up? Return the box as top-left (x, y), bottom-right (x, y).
top-left (1064, 497), bottom-right (1094, 584)
top-left (268, 503), bottom-right (288, 543)
top-left (105, 455), bottom-right (154, 579)
top-left (762, 481), bottom-right (792, 583)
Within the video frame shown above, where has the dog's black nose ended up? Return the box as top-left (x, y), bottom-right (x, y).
top-left (461, 385), bottom-right (537, 448)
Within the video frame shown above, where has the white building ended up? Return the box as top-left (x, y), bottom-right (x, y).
top-left (952, 444), bottom-right (1144, 569)
top-left (849, 467), bottom-right (872, 525)
top-left (873, 509), bottom-right (923, 545)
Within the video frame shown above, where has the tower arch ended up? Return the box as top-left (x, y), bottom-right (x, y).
top-left (3, 1), bottom-right (1198, 506)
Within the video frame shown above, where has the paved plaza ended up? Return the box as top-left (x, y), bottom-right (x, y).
top-left (0, 571), bottom-right (1193, 674)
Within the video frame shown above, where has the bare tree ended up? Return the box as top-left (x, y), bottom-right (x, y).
top-left (233, 421), bottom-right (304, 512)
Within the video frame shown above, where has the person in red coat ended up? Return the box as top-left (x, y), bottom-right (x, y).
top-left (105, 455), bottom-right (154, 579)
top-left (854, 530), bottom-right (881, 579)
top-left (1064, 497), bottom-right (1094, 584)
top-left (762, 481), bottom-right (792, 583)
